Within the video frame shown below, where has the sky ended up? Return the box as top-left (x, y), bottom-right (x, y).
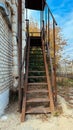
top-left (27, 0), bottom-right (73, 61)
top-left (47, 0), bottom-right (73, 61)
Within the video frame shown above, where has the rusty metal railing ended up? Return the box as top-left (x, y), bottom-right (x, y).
top-left (41, 3), bottom-right (57, 102)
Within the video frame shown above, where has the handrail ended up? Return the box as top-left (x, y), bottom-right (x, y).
top-left (21, 36), bottom-right (30, 122)
top-left (42, 40), bottom-right (55, 112)
top-left (46, 43), bottom-right (56, 100)
top-left (46, 42), bottom-right (55, 97)
top-left (41, 2), bottom-right (57, 102)
top-left (46, 42), bottom-right (53, 74)
top-left (24, 37), bottom-right (30, 90)
top-left (46, 3), bottom-right (57, 25)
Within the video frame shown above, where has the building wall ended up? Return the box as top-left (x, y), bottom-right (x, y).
top-left (0, 10), bottom-right (13, 115)
top-left (0, 12), bottom-right (13, 92)
top-left (0, 0), bottom-right (18, 116)
top-left (0, 0), bottom-right (26, 116)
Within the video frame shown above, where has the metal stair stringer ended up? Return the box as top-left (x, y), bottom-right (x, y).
top-left (42, 40), bottom-right (55, 112)
top-left (21, 37), bottom-right (30, 122)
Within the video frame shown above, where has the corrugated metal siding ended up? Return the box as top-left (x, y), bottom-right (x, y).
top-left (0, 12), bottom-right (13, 93)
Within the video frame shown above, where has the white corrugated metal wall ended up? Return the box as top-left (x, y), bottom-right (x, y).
top-left (0, 12), bottom-right (13, 115)
top-left (0, 12), bottom-right (13, 92)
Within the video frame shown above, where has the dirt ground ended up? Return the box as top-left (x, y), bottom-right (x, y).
top-left (0, 95), bottom-right (73, 130)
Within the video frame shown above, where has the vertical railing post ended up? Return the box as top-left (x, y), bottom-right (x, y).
top-left (40, 11), bottom-right (44, 31)
top-left (26, 8), bottom-right (28, 20)
top-left (53, 19), bottom-right (57, 102)
top-left (26, 19), bottom-right (29, 37)
top-left (42, 20), bottom-right (44, 40)
top-left (48, 9), bottom-right (50, 44)
top-left (18, 0), bottom-right (22, 112)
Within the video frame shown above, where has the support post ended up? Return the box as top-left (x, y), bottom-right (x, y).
top-left (48, 9), bottom-right (50, 43)
top-left (53, 19), bottom-right (57, 102)
top-left (18, 0), bottom-right (22, 112)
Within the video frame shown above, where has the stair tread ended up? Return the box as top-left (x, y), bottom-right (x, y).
top-left (29, 58), bottom-right (43, 60)
top-left (28, 83), bottom-right (47, 85)
top-left (29, 56), bottom-right (43, 58)
top-left (29, 65), bottom-right (44, 67)
top-left (28, 76), bottom-right (46, 78)
top-left (29, 62), bottom-right (44, 64)
top-left (30, 54), bottom-right (43, 55)
top-left (26, 107), bottom-right (51, 114)
top-left (27, 89), bottom-right (48, 93)
top-left (29, 71), bottom-right (45, 73)
top-left (26, 98), bottom-right (49, 103)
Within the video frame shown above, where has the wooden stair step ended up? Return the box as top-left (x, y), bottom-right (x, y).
top-left (26, 89), bottom-right (48, 93)
top-left (28, 76), bottom-right (46, 79)
top-left (26, 107), bottom-right (51, 114)
top-left (28, 83), bottom-right (47, 86)
top-left (26, 98), bottom-right (49, 103)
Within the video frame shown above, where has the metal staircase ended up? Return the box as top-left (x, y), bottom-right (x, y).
top-left (18, 0), bottom-right (57, 122)
top-left (21, 35), bottom-right (56, 122)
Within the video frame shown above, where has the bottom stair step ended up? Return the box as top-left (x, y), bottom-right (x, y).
top-left (26, 98), bottom-right (49, 103)
top-left (26, 107), bottom-right (51, 114)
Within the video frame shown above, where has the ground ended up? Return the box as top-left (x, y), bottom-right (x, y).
top-left (0, 93), bottom-right (73, 130)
